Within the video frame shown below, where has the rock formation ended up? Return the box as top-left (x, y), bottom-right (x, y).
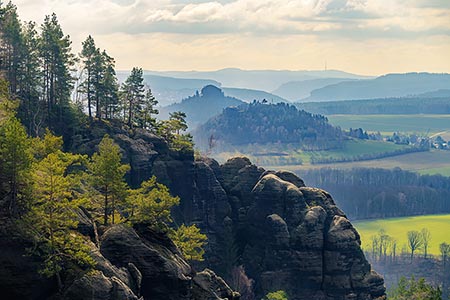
top-left (0, 122), bottom-right (385, 299)
top-left (72, 124), bottom-right (386, 299)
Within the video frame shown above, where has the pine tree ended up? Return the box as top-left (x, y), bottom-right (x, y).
top-left (158, 111), bottom-right (193, 151)
top-left (79, 35), bottom-right (97, 119)
top-left (18, 21), bottom-right (41, 135)
top-left (99, 50), bottom-right (119, 119)
top-left (170, 224), bottom-right (207, 261)
top-left (120, 67), bottom-right (145, 127)
top-left (88, 134), bottom-right (129, 225)
top-left (0, 114), bottom-right (32, 216)
top-left (126, 175), bottom-right (180, 231)
top-left (137, 88), bottom-right (158, 130)
top-left (0, 2), bottom-right (23, 94)
top-left (23, 151), bottom-right (94, 290)
top-left (40, 13), bottom-right (75, 119)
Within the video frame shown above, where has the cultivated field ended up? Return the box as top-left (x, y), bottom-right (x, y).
top-left (327, 114), bottom-right (450, 135)
top-left (353, 214), bottom-right (450, 256)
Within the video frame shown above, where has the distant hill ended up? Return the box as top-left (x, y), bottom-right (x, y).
top-left (144, 68), bottom-right (370, 91)
top-left (304, 73), bottom-right (450, 102)
top-left (273, 78), bottom-right (356, 101)
top-left (159, 85), bottom-right (244, 129)
top-left (415, 89), bottom-right (450, 98)
top-left (116, 72), bottom-right (221, 106)
top-left (297, 97), bottom-right (450, 115)
top-left (194, 102), bottom-right (344, 151)
top-left (222, 87), bottom-right (288, 103)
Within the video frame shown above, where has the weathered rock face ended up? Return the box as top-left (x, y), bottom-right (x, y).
top-left (186, 157), bottom-right (386, 300)
top-left (68, 124), bottom-right (385, 299)
top-left (98, 224), bottom-right (239, 300)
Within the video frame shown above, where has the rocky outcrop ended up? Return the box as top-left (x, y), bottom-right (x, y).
top-left (98, 224), bottom-right (239, 300)
top-left (187, 157), bottom-right (386, 300)
top-left (69, 123), bottom-right (385, 299)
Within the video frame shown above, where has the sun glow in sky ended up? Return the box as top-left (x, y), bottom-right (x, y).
top-left (14, 0), bottom-right (450, 75)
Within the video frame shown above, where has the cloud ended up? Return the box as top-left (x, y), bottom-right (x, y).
top-left (14, 0), bottom-right (450, 38)
top-left (12, 0), bottom-right (450, 74)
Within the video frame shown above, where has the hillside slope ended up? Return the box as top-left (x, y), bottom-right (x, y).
top-left (194, 102), bottom-right (344, 151)
top-left (304, 73), bottom-right (450, 102)
top-left (273, 78), bottom-right (356, 101)
top-left (159, 85), bottom-right (245, 129)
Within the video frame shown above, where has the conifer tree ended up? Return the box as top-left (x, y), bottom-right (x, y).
top-left (99, 50), bottom-right (119, 119)
top-left (18, 21), bottom-right (41, 134)
top-left (79, 35), bottom-right (97, 119)
top-left (0, 2), bottom-right (23, 94)
top-left (120, 67), bottom-right (145, 127)
top-left (126, 175), bottom-right (180, 231)
top-left (0, 114), bottom-right (32, 216)
top-left (170, 224), bottom-right (207, 261)
top-left (23, 151), bottom-right (94, 290)
top-left (137, 88), bottom-right (158, 130)
top-left (88, 134), bottom-right (129, 225)
top-left (39, 13), bottom-right (75, 118)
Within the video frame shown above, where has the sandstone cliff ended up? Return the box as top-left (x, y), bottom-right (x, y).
top-left (68, 122), bottom-right (385, 300)
top-left (0, 121), bottom-right (385, 299)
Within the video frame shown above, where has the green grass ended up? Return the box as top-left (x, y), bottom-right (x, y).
top-left (327, 114), bottom-right (450, 135)
top-left (353, 214), bottom-right (450, 256)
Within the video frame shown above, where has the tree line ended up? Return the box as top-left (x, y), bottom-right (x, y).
top-left (0, 2), bottom-right (192, 152)
top-left (297, 96), bottom-right (450, 115)
top-left (300, 167), bottom-right (450, 219)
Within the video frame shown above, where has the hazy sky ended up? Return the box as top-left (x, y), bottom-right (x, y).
top-left (14, 0), bottom-right (450, 75)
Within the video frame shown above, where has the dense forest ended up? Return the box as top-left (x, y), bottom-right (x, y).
top-left (194, 101), bottom-right (344, 151)
top-left (297, 97), bottom-right (450, 115)
top-left (159, 85), bottom-right (244, 129)
top-left (299, 167), bottom-right (450, 220)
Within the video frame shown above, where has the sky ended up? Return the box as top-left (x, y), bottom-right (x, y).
top-left (14, 0), bottom-right (450, 75)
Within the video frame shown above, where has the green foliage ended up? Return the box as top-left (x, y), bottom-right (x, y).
top-left (265, 290), bottom-right (289, 300)
top-left (126, 176), bottom-right (180, 231)
top-left (79, 36), bottom-right (119, 120)
top-left (169, 224), bottom-right (207, 261)
top-left (88, 134), bottom-right (130, 225)
top-left (196, 101), bottom-right (343, 152)
top-left (31, 129), bottom-right (64, 160)
top-left (389, 277), bottom-right (442, 300)
top-left (22, 151), bottom-right (94, 286)
top-left (158, 111), bottom-right (194, 152)
top-left (120, 67), bottom-right (146, 127)
top-left (137, 89), bottom-right (158, 130)
top-left (0, 114), bottom-right (32, 215)
top-left (39, 13), bottom-right (75, 116)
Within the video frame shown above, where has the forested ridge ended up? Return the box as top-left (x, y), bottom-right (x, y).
top-left (195, 101), bottom-right (344, 151)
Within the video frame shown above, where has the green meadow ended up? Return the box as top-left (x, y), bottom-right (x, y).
top-left (353, 214), bottom-right (450, 256)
